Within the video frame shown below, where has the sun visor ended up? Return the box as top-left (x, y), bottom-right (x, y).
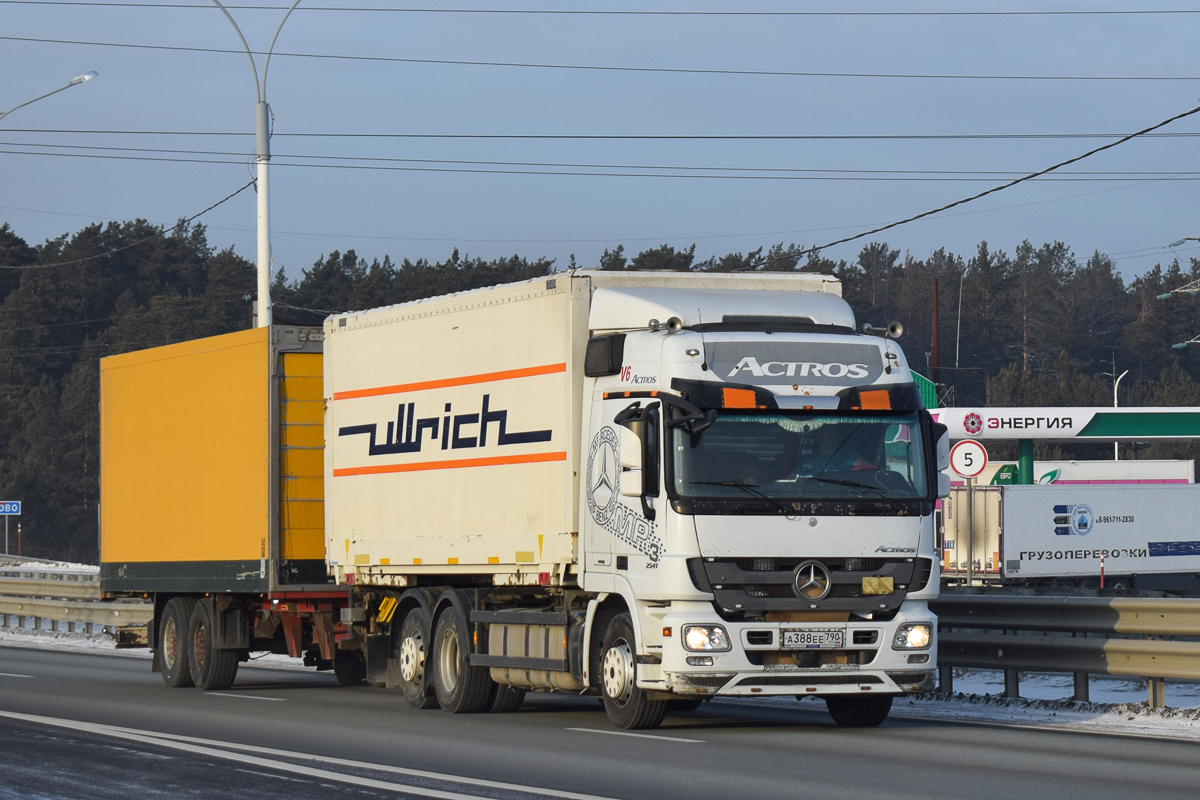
top-left (671, 378), bottom-right (779, 410)
top-left (835, 382), bottom-right (923, 412)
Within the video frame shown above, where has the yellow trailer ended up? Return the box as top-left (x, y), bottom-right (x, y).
top-left (100, 326), bottom-right (327, 593)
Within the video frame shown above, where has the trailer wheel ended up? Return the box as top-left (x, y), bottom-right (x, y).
top-left (187, 600), bottom-right (240, 691)
top-left (431, 605), bottom-right (492, 713)
top-left (159, 597), bottom-right (197, 688)
top-left (333, 650), bottom-right (366, 686)
top-left (488, 683), bottom-right (527, 713)
top-left (397, 606), bottom-right (437, 709)
top-left (824, 694), bottom-right (893, 727)
top-left (599, 614), bottom-right (667, 730)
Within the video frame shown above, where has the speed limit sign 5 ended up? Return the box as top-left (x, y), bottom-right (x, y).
top-left (950, 440), bottom-right (988, 478)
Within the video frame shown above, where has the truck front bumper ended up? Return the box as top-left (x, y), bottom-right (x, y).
top-left (653, 603), bottom-right (936, 698)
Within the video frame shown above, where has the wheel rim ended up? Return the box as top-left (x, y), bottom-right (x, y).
top-left (400, 631), bottom-right (423, 683)
top-left (162, 617), bottom-right (178, 670)
top-left (436, 628), bottom-right (460, 694)
top-left (193, 620), bottom-right (207, 670)
top-left (602, 639), bottom-right (634, 706)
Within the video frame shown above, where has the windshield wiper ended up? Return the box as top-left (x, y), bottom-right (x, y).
top-left (688, 480), bottom-right (795, 516)
top-left (807, 476), bottom-right (905, 511)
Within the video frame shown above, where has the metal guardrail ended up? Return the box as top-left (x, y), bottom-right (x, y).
top-left (931, 594), bottom-right (1200, 706)
top-left (0, 566), bottom-right (151, 630)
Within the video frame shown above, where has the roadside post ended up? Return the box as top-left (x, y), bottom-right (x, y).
top-left (0, 501), bottom-right (20, 554)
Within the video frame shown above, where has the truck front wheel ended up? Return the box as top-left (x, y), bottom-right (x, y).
top-left (159, 597), bottom-right (196, 688)
top-left (824, 694), bottom-right (893, 727)
top-left (187, 599), bottom-right (240, 691)
top-left (397, 606), bottom-right (437, 709)
top-left (599, 614), bottom-right (666, 730)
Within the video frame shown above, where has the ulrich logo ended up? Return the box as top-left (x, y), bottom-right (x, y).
top-left (339, 393), bottom-right (551, 455)
top-left (586, 427), bottom-right (663, 564)
top-left (727, 357), bottom-right (870, 380)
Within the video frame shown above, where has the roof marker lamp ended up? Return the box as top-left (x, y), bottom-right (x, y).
top-left (683, 624), bottom-right (731, 652)
top-left (892, 623), bottom-right (932, 650)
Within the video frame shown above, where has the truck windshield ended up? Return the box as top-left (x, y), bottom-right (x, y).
top-left (672, 411), bottom-right (928, 501)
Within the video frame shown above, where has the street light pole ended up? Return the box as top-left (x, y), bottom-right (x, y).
top-left (1113, 368), bottom-right (1128, 460)
top-left (955, 268), bottom-right (966, 372)
top-left (0, 71), bottom-right (98, 123)
top-left (212, 0), bottom-right (302, 328)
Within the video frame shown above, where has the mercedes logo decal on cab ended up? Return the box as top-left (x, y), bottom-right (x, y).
top-left (792, 560), bottom-right (832, 601)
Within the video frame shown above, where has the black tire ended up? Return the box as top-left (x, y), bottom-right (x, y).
top-left (488, 683), bottom-right (527, 713)
top-left (159, 597), bottom-right (196, 688)
top-left (599, 614), bottom-right (667, 730)
top-left (668, 697), bottom-right (704, 713)
top-left (397, 606), bottom-right (438, 709)
top-left (187, 600), bottom-right (240, 691)
top-left (824, 694), bottom-right (893, 727)
top-left (333, 650), bottom-right (366, 685)
top-left (431, 604), bottom-right (493, 713)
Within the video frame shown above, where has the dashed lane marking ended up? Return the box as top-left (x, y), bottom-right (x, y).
top-left (206, 692), bottom-right (286, 701)
top-left (565, 727), bottom-right (705, 743)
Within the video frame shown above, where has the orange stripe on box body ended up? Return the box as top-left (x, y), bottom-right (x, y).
top-left (333, 451), bottom-right (567, 477)
top-left (333, 362), bottom-right (567, 401)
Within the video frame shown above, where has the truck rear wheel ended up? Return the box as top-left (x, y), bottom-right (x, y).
top-left (824, 694), bottom-right (893, 727)
top-left (159, 597), bottom-right (196, 688)
top-left (599, 614), bottom-right (667, 730)
top-left (488, 683), bottom-right (527, 713)
top-left (333, 650), bottom-right (366, 685)
top-left (397, 606), bottom-right (437, 709)
top-left (187, 600), bottom-right (240, 691)
top-left (431, 605), bottom-right (492, 713)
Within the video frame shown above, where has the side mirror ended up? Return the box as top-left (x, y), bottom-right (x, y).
top-left (618, 425), bottom-right (642, 470)
top-left (937, 473), bottom-right (952, 499)
top-left (932, 423), bottom-right (950, 472)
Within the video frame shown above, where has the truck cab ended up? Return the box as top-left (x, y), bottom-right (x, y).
top-left (579, 286), bottom-right (949, 726)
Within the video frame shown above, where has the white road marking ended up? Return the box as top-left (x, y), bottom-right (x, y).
top-left (206, 692), bottom-right (286, 702)
top-left (565, 727), bottom-right (705, 743)
top-left (0, 710), bottom-right (625, 800)
top-left (0, 672), bottom-right (35, 678)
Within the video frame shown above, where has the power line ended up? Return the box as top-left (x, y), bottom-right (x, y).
top-left (0, 180), bottom-right (254, 268)
top-left (789, 101), bottom-right (1200, 261)
top-left (3, 2), bottom-right (1198, 16)
top-left (6, 139), bottom-right (1199, 178)
top-left (4, 34), bottom-right (1197, 81)
top-left (9, 128), bottom-right (1200, 141)
top-left (6, 146), bottom-right (1200, 182)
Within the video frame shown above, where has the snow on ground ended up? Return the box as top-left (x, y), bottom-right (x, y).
top-left (5, 624), bottom-right (1200, 741)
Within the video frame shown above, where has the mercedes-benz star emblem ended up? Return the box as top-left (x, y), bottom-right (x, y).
top-left (793, 560), bottom-right (832, 601)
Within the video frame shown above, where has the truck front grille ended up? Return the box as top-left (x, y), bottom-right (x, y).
top-left (689, 557), bottom-right (933, 617)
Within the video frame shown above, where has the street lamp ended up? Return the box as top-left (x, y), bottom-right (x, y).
top-left (212, 0), bottom-right (302, 328)
top-left (1112, 368), bottom-right (1128, 460)
top-left (0, 71), bottom-right (98, 123)
top-left (955, 268), bottom-right (966, 373)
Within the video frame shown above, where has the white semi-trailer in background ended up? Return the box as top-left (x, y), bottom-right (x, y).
top-left (102, 270), bottom-right (950, 730)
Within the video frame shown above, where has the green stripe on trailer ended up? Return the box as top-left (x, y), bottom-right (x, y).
top-left (1078, 412), bottom-right (1200, 438)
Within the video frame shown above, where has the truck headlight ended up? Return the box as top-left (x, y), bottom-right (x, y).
top-left (683, 625), bottom-right (731, 652)
top-left (892, 623), bottom-right (932, 650)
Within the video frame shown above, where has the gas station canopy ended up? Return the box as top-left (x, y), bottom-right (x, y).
top-left (931, 407), bottom-right (1200, 441)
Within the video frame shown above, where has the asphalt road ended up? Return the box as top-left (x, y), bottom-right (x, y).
top-left (2, 646), bottom-right (1199, 800)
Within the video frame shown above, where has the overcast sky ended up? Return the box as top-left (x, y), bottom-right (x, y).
top-left (4, 1), bottom-right (1200, 285)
